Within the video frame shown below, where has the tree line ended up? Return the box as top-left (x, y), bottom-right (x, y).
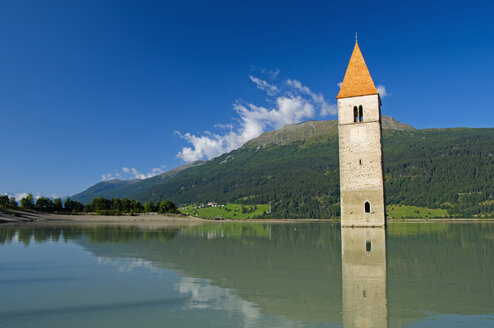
top-left (85, 197), bottom-right (178, 215)
top-left (0, 194), bottom-right (179, 216)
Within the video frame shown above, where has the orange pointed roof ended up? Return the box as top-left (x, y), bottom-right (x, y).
top-left (336, 42), bottom-right (379, 99)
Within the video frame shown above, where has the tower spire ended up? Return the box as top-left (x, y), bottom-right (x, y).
top-left (336, 42), bottom-right (378, 99)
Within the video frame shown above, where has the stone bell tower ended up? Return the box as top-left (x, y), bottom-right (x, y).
top-left (336, 40), bottom-right (386, 227)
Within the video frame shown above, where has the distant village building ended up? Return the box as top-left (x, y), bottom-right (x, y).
top-left (337, 39), bottom-right (386, 227)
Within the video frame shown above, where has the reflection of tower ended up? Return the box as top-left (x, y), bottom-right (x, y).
top-left (342, 228), bottom-right (387, 328)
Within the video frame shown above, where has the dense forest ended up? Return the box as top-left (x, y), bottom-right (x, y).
top-left (383, 128), bottom-right (494, 217)
top-left (72, 123), bottom-right (494, 219)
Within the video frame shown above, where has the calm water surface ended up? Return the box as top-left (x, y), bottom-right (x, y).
top-left (1, 222), bottom-right (493, 327)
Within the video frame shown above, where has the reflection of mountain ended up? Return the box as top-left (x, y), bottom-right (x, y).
top-left (78, 223), bottom-right (344, 324)
top-left (78, 223), bottom-right (494, 326)
top-left (4, 223), bottom-right (494, 326)
top-left (387, 223), bottom-right (494, 327)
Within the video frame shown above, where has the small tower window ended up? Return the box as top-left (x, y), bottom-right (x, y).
top-left (364, 201), bottom-right (371, 213)
top-left (353, 106), bottom-right (358, 122)
top-left (359, 159), bottom-right (362, 165)
top-left (366, 241), bottom-right (372, 252)
top-left (359, 105), bottom-right (363, 122)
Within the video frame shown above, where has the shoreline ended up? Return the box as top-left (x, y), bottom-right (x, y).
top-left (0, 210), bottom-right (203, 225)
top-left (1, 210), bottom-right (494, 225)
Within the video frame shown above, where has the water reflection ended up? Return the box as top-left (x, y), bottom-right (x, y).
top-left (178, 277), bottom-right (264, 325)
top-left (1, 222), bottom-right (494, 327)
top-left (342, 228), bottom-right (387, 328)
top-left (0, 224), bottom-right (179, 245)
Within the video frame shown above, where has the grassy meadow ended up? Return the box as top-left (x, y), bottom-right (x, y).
top-left (182, 203), bottom-right (451, 220)
top-left (180, 203), bottom-right (270, 219)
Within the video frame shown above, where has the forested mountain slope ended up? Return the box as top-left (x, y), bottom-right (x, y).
top-left (73, 116), bottom-right (494, 218)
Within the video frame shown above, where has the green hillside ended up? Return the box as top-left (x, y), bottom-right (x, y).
top-left (72, 160), bottom-right (206, 204)
top-left (72, 117), bottom-right (494, 218)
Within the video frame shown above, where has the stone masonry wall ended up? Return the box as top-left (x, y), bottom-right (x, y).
top-left (338, 94), bottom-right (386, 227)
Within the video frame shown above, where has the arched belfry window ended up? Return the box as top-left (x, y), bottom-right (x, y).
top-left (353, 106), bottom-right (358, 123)
top-left (359, 105), bottom-right (363, 122)
top-left (364, 202), bottom-right (371, 213)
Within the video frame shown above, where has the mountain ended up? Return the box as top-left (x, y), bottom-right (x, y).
top-left (70, 179), bottom-right (139, 204)
top-left (71, 160), bottom-right (206, 204)
top-left (72, 116), bottom-right (494, 218)
top-left (244, 115), bottom-right (414, 148)
top-left (159, 160), bottom-right (208, 178)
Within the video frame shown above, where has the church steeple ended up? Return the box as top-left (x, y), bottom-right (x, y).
top-left (336, 41), bottom-right (378, 99)
top-left (336, 40), bottom-right (386, 227)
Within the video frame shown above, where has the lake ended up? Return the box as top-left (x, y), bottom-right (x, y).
top-left (1, 222), bottom-right (493, 327)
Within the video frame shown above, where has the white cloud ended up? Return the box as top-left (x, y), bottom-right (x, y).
top-left (176, 95), bottom-right (315, 162)
top-left (254, 67), bottom-right (280, 80)
top-left (376, 84), bottom-right (387, 97)
top-left (102, 173), bottom-right (114, 181)
top-left (176, 74), bottom-right (336, 163)
top-left (249, 76), bottom-right (279, 96)
top-left (337, 82), bottom-right (343, 88)
top-left (287, 79), bottom-right (336, 116)
top-left (14, 193), bottom-right (29, 202)
top-left (13, 193), bottom-right (52, 201)
top-left (102, 165), bottom-right (166, 181)
top-left (262, 67), bottom-right (280, 79)
top-left (214, 123), bottom-right (234, 130)
top-left (0, 192), bottom-right (59, 202)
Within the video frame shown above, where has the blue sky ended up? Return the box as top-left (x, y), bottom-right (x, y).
top-left (1, 0), bottom-right (493, 198)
